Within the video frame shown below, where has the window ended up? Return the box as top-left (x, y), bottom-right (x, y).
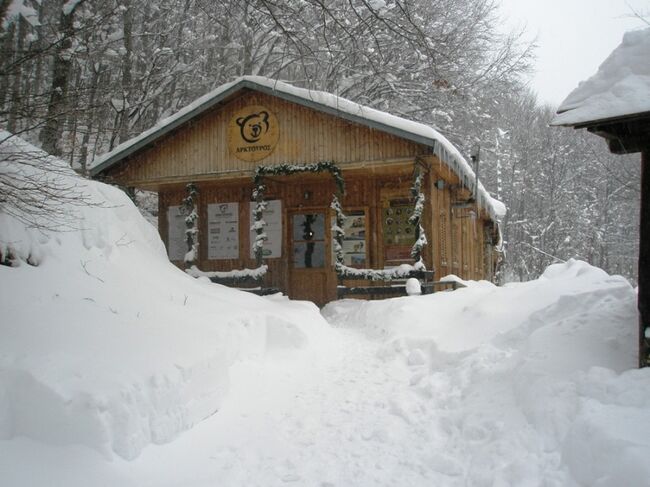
top-left (292, 213), bottom-right (325, 268)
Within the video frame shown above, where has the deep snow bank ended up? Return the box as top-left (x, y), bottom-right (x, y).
top-left (0, 134), bottom-right (328, 460)
top-left (323, 261), bottom-right (649, 486)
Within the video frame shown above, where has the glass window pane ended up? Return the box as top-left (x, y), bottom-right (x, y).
top-left (293, 242), bottom-right (325, 268)
top-left (292, 213), bottom-right (325, 241)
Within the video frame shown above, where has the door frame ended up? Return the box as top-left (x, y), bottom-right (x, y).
top-left (287, 207), bottom-right (332, 304)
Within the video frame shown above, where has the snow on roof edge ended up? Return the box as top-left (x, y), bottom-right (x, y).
top-left (91, 76), bottom-right (504, 222)
top-left (551, 27), bottom-right (650, 127)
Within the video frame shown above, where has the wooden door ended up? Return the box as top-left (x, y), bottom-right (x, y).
top-left (288, 209), bottom-right (330, 305)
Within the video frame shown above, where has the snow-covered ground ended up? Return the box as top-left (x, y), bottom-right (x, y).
top-left (2, 136), bottom-right (650, 486)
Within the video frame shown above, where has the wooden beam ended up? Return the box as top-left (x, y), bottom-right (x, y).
top-left (587, 118), bottom-right (650, 155)
top-left (639, 149), bottom-right (650, 368)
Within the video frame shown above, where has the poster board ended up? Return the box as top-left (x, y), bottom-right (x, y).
top-left (382, 204), bottom-right (414, 263)
top-left (250, 199), bottom-right (282, 258)
top-left (167, 205), bottom-right (186, 261)
top-left (382, 205), bottom-right (415, 245)
top-left (331, 210), bottom-right (367, 267)
top-left (341, 211), bottom-right (367, 267)
top-left (207, 202), bottom-right (239, 260)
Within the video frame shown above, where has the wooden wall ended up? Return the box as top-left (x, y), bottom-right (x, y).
top-left (104, 87), bottom-right (500, 303)
top-left (106, 90), bottom-right (426, 189)
top-left (157, 161), bottom-right (496, 304)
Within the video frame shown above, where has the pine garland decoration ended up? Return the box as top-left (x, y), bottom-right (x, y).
top-left (180, 182), bottom-right (199, 267)
top-left (409, 165), bottom-right (427, 263)
top-left (251, 182), bottom-right (268, 267)
top-left (252, 161), bottom-right (346, 266)
top-left (331, 195), bottom-right (346, 267)
top-left (334, 161), bottom-right (428, 281)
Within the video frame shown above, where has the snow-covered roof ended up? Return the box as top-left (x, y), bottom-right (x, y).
top-left (91, 76), bottom-right (503, 221)
top-left (552, 27), bottom-right (650, 127)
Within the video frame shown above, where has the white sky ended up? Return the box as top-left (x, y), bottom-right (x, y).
top-left (498, 0), bottom-right (649, 107)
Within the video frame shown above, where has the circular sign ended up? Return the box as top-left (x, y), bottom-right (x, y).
top-left (228, 105), bottom-right (280, 162)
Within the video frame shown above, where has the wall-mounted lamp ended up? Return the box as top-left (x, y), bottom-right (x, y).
top-left (303, 190), bottom-right (312, 200)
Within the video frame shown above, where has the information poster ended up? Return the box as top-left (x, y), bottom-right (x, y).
top-left (342, 211), bottom-right (366, 267)
top-left (207, 202), bottom-right (239, 260)
top-left (382, 205), bottom-right (415, 246)
top-left (250, 199), bottom-right (282, 258)
top-left (383, 204), bottom-right (414, 263)
top-left (331, 211), bottom-right (367, 267)
top-left (167, 205), bottom-right (187, 261)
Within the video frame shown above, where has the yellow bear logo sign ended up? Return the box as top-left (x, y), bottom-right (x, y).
top-left (228, 105), bottom-right (279, 162)
top-left (237, 111), bottom-right (269, 143)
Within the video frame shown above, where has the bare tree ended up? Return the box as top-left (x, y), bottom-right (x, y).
top-left (39, 0), bottom-right (87, 155)
top-left (0, 131), bottom-right (95, 233)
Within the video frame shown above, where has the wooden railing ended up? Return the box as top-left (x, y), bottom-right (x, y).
top-left (337, 270), bottom-right (465, 299)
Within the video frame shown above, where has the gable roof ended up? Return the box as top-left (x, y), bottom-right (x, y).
top-left (90, 76), bottom-right (504, 221)
top-left (552, 27), bottom-right (650, 127)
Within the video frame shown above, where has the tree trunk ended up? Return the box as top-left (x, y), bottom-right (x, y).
top-left (0, 21), bottom-right (15, 116)
top-left (7, 16), bottom-right (26, 133)
top-left (0, 0), bottom-right (12, 29)
top-left (39, 0), bottom-right (85, 156)
top-left (78, 64), bottom-right (102, 175)
top-left (118, 0), bottom-right (133, 144)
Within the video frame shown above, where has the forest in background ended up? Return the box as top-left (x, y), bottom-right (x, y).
top-left (0, 0), bottom-right (643, 283)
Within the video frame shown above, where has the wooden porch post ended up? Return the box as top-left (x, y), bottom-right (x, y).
top-left (639, 149), bottom-right (650, 368)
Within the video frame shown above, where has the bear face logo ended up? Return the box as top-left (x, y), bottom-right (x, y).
top-left (236, 111), bottom-right (270, 143)
top-left (229, 106), bottom-right (279, 161)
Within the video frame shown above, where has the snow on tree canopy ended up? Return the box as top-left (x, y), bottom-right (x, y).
top-left (552, 27), bottom-right (650, 126)
top-left (2, 0), bottom-right (40, 28)
top-left (91, 76), bottom-right (504, 222)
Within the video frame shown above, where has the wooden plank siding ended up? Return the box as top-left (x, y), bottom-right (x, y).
top-left (102, 88), bottom-right (498, 304)
top-left (104, 90), bottom-right (426, 190)
top-left (156, 173), bottom-right (496, 304)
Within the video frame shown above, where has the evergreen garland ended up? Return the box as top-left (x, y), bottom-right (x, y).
top-left (180, 182), bottom-right (199, 268)
top-left (251, 183), bottom-right (268, 267)
top-left (250, 160), bottom-right (428, 281)
top-left (335, 162), bottom-right (428, 281)
top-left (409, 166), bottom-right (427, 263)
top-left (331, 195), bottom-right (346, 267)
top-left (253, 161), bottom-right (345, 194)
top-left (335, 262), bottom-right (425, 281)
top-left (252, 161), bottom-right (346, 266)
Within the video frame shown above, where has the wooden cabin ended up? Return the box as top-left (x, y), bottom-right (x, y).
top-left (91, 76), bottom-right (503, 306)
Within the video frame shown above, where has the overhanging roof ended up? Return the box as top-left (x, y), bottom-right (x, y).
top-left (90, 76), bottom-right (504, 221)
top-left (551, 27), bottom-right (650, 128)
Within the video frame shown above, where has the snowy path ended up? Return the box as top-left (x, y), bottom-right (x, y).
top-left (6, 319), bottom-right (542, 487)
top-left (106, 320), bottom-right (570, 487)
top-left (120, 326), bottom-right (450, 487)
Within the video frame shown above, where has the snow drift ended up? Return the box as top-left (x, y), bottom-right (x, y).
top-left (0, 134), bottom-right (328, 460)
top-left (324, 260), bottom-right (648, 486)
top-left (2, 133), bottom-right (649, 486)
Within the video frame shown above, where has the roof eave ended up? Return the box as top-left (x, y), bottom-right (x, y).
top-left (90, 81), bottom-right (247, 177)
top-left (552, 109), bottom-right (650, 129)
